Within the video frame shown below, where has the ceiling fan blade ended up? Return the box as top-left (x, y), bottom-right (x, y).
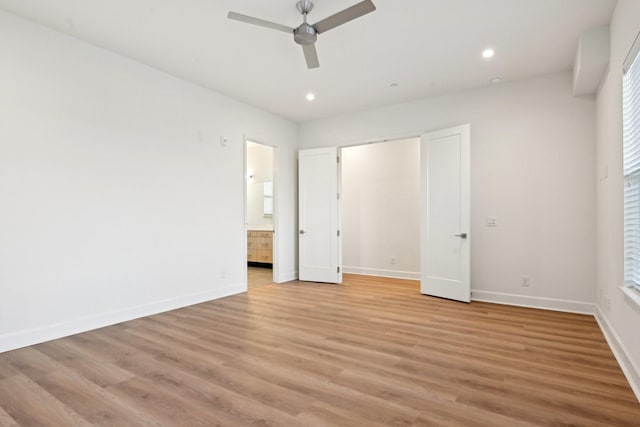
top-left (312, 0), bottom-right (376, 34)
top-left (227, 11), bottom-right (294, 34)
top-left (302, 44), bottom-right (320, 69)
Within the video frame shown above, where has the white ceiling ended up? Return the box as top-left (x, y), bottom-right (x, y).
top-left (0, 0), bottom-right (616, 122)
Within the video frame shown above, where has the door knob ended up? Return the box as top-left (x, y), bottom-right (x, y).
top-left (455, 233), bottom-right (467, 239)
top-left (299, 230), bottom-right (305, 235)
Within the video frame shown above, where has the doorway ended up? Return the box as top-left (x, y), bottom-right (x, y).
top-left (341, 138), bottom-right (421, 281)
top-left (246, 141), bottom-right (275, 290)
top-left (298, 124), bottom-right (470, 302)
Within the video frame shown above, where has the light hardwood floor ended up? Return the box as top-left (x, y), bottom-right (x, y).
top-left (0, 274), bottom-right (639, 426)
top-left (247, 266), bottom-right (274, 290)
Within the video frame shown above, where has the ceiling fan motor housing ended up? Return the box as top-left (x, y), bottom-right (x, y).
top-left (296, 1), bottom-right (314, 14)
top-left (294, 24), bottom-right (317, 45)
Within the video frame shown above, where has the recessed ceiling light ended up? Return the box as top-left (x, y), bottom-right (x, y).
top-left (490, 77), bottom-right (503, 84)
top-left (482, 48), bottom-right (495, 59)
top-left (306, 93), bottom-right (315, 101)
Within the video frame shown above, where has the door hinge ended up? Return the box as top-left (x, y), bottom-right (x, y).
top-left (337, 266), bottom-right (341, 273)
top-left (337, 230), bottom-right (340, 237)
top-left (337, 156), bottom-right (340, 163)
top-left (337, 193), bottom-right (340, 200)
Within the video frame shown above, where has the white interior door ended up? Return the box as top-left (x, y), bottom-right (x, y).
top-left (298, 147), bottom-right (341, 283)
top-left (420, 125), bottom-right (470, 302)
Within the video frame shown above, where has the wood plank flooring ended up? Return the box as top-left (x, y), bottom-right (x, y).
top-left (0, 274), bottom-right (639, 426)
top-left (247, 266), bottom-right (274, 290)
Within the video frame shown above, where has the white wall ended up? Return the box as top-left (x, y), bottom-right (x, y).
top-left (246, 142), bottom-right (273, 230)
top-left (0, 10), bottom-right (298, 352)
top-left (301, 72), bottom-right (597, 312)
top-left (341, 139), bottom-right (420, 279)
top-left (595, 0), bottom-right (640, 399)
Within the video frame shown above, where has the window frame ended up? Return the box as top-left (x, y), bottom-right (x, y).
top-left (623, 32), bottom-right (640, 295)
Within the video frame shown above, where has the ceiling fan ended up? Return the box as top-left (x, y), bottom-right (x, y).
top-left (228, 0), bottom-right (376, 69)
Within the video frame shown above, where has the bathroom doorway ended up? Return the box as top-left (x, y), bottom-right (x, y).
top-left (246, 141), bottom-right (275, 289)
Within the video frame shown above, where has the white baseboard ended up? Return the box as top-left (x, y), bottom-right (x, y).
top-left (277, 270), bottom-right (298, 283)
top-left (0, 283), bottom-right (245, 354)
top-left (471, 290), bottom-right (595, 315)
top-left (343, 266), bottom-right (420, 281)
top-left (594, 306), bottom-right (640, 403)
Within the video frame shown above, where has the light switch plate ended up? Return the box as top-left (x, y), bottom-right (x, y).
top-left (487, 216), bottom-right (497, 227)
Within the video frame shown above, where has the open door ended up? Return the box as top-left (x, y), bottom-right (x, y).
top-left (420, 125), bottom-right (470, 302)
top-left (298, 147), bottom-right (341, 283)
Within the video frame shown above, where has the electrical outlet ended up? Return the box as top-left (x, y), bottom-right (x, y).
top-left (521, 275), bottom-right (530, 287)
top-left (220, 270), bottom-right (226, 280)
top-left (487, 216), bottom-right (497, 227)
top-left (390, 256), bottom-right (396, 265)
